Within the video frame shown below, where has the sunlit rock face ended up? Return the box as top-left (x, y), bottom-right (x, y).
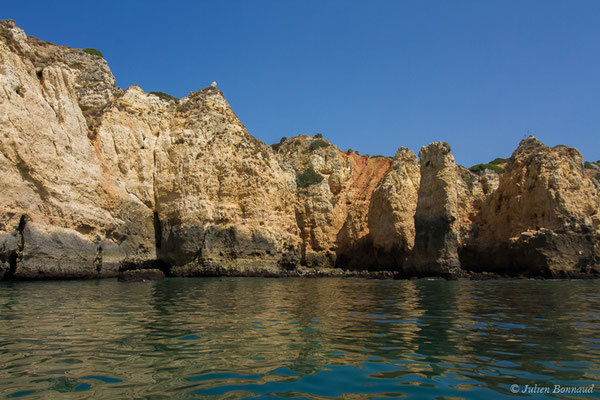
top-left (0, 20), bottom-right (598, 279)
top-left (151, 87), bottom-right (301, 276)
top-left (0, 20), bottom-right (152, 278)
top-left (367, 148), bottom-right (420, 268)
top-left (461, 137), bottom-right (600, 277)
top-left (0, 20), bottom-right (299, 278)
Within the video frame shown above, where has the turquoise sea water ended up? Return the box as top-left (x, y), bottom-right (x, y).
top-left (0, 278), bottom-right (598, 399)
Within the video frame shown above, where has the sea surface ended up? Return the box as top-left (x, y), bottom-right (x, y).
top-left (0, 278), bottom-right (598, 399)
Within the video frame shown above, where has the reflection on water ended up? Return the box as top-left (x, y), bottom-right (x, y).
top-left (0, 278), bottom-right (598, 399)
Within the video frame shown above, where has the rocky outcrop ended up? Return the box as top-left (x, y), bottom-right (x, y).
top-left (367, 148), bottom-right (420, 268)
top-left (461, 137), bottom-right (600, 277)
top-left (0, 20), bottom-right (152, 279)
top-left (405, 143), bottom-right (465, 277)
top-left (0, 20), bottom-right (598, 279)
top-left (0, 20), bottom-right (299, 279)
top-left (276, 137), bottom-right (392, 269)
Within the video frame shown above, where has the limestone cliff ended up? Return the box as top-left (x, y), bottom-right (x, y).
top-left (0, 20), bottom-right (300, 278)
top-left (461, 137), bottom-right (600, 277)
top-left (406, 142), bottom-right (465, 277)
top-left (367, 148), bottom-right (420, 268)
top-left (0, 20), bottom-right (149, 278)
top-left (0, 20), bottom-right (598, 279)
top-left (275, 137), bottom-right (392, 269)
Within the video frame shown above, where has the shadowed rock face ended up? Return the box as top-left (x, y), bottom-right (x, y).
top-left (406, 142), bottom-right (464, 277)
top-left (0, 20), bottom-right (598, 279)
top-left (118, 269), bottom-right (164, 282)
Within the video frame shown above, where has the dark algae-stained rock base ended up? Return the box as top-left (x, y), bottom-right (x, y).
top-left (118, 269), bottom-right (165, 282)
top-left (0, 20), bottom-right (599, 280)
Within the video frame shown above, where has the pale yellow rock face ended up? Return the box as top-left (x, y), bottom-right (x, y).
top-left (0, 21), bottom-right (150, 278)
top-left (151, 87), bottom-right (301, 274)
top-left (0, 20), bottom-right (300, 277)
top-left (465, 137), bottom-right (600, 276)
top-left (480, 138), bottom-right (600, 242)
top-left (368, 148), bottom-right (420, 260)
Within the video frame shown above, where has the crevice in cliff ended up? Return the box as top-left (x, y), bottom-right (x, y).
top-left (153, 211), bottom-right (162, 250)
top-left (2, 215), bottom-right (26, 280)
top-left (94, 244), bottom-right (103, 273)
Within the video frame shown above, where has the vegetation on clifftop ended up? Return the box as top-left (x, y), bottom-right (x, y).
top-left (308, 139), bottom-right (329, 151)
top-left (270, 136), bottom-right (288, 152)
top-left (468, 155), bottom-right (509, 174)
top-left (489, 157), bottom-right (509, 165)
top-left (149, 91), bottom-right (178, 102)
top-left (83, 48), bottom-right (103, 58)
top-left (469, 163), bottom-right (504, 174)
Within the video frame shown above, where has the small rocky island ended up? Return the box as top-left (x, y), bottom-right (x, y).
top-left (0, 20), bottom-right (598, 280)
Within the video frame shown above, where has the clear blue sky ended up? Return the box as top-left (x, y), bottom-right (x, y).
top-left (3, 1), bottom-right (599, 166)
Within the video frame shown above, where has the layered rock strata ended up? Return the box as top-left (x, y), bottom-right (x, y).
top-left (0, 20), bottom-right (598, 279)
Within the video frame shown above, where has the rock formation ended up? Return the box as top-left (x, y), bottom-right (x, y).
top-left (276, 136), bottom-right (392, 269)
top-left (461, 137), bottom-right (600, 277)
top-left (406, 142), bottom-right (465, 277)
top-left (0, 20), bottom-right (299, 279)
top-left (367, 148), bottom-right (420, 268)
top-left (0, 20), bottom-right (598, 279)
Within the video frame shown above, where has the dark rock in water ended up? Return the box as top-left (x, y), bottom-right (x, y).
top-left (118, 269), bottom-right (165, 282)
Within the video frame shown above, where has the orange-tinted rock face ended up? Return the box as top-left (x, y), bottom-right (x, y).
top-left (277, 137), bottom-right (393, 269)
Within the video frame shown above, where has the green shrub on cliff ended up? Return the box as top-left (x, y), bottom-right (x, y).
top-left (469, 163), bottom-right (504, 174)
top-left (271, 143), bottom-right (281, 152)
top-left (308, 139), bottom-right (329, 151)
top-left (314, 133), bottom-right (323, 139)
top-left (84, 48), bottom-right (103, 58)
top-left (490, 157), bottom-right (509, 165)
top-left (149, 91), bottom-right (178, 102)
top-left (584, 161), bottom-right (598, 169)
top-left (296, 166), bottom-right (324, 188)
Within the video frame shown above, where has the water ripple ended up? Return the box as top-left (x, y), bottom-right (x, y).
top-left (0, 278), bottom-right (598, 398)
